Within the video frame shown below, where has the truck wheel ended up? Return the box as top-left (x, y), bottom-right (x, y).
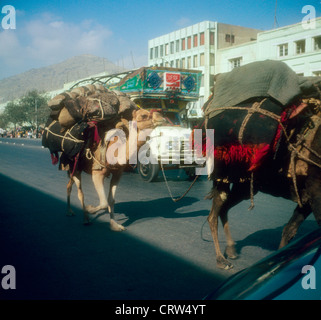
top-left (138, 162), bottom-right (160, 182)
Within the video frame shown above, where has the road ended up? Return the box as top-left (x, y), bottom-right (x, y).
top-left (0, 137), bottom-right (319, 300)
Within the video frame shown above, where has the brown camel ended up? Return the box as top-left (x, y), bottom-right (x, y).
top-left (65, 108), bottom-right (158, 230)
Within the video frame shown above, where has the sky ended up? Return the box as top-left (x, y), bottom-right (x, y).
top-left (0, 0), bottom-right (320, 80)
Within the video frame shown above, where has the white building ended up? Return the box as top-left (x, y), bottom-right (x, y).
top-left (148, 21), bottom-right (260, 118)
top-left (217, 17), bottom-right (321, 75)
top-left (148, 18), bottom-right (321, 119)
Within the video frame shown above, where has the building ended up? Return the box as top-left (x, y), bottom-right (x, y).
top-left (148, 18), bottom-right (321, 119)
top-left (217, 17), bottom-right (321, 75)
top-left (148, 21), bottom-right (260, 118)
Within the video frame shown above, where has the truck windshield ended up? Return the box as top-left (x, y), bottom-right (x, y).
top-left (162, 112), bottom-right (181, 125)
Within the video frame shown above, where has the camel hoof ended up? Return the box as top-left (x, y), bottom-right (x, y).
top-left (216, 256), bottom-right (233, 270)
top-left (225, 245), bottom-right (238, 260)
top-left (83, 220), bottom-right (92, 226)
top-left (110, 219), bottom-right (126, 232)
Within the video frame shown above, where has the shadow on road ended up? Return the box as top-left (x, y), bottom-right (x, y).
top-left (235, 221), bottom-right (318, 254)
top-left (0, 173), bottom-right (224, 300)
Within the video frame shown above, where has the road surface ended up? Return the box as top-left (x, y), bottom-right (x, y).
top-left (0, 138), bottom-right (318, 300)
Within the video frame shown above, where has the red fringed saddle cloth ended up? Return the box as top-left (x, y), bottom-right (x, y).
top-left (192, 100), bottom-right (307, 174)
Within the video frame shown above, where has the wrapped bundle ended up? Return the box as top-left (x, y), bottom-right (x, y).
top-left (79, 90), bottom-right (120, 121)
top-left (42, 117), bottom-right (88, 160)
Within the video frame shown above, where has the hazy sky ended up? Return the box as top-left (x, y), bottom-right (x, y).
top-left (0, 0), bottom-right (320, 79)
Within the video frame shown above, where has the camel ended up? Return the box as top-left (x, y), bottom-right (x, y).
top-left (204, 97), bottom-right (321, 270)
top-left (65, 108), bottom-right (158, 231)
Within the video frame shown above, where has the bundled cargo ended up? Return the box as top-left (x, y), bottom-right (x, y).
top-left (46, 84), bottom-right (140, 130)
top-left (42, 83), bottom-right (141, 168)
top-left (42, 117), bottom-right (88, 161)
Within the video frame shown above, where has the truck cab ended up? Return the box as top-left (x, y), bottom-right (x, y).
top-left (110, 67), bottom-right (202, 181)
top-left (71, 66), bottom-right (203, 182)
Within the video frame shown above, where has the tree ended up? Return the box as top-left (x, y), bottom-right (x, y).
top-left (3, 101), bottom-right (25, 130)
top-left (18, 90), bottom-right (50, 129)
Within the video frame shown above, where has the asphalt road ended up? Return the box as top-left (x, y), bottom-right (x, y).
top-left (0, 137), bottom-right (319, 300)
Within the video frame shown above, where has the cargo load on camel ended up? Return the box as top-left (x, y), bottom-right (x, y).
top-left (42, 84), bottom-right (140, 168)
top-left (202, 60), bottom-right (321, 182)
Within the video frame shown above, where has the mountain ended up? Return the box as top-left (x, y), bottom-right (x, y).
top-left (0, 54), bottom-right (126, 103)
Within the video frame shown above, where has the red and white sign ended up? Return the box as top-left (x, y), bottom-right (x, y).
top-left (164, 72), bottom-right (181, 91)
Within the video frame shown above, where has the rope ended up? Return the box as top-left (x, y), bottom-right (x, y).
top-left (160, 161), bottom-right (199, 202)
top-left (206, 100), bottom-right (321, 208)
top-left (44, 122), bottom-right (84, 144)
top-left (86, 98), bottom-right (105, 120)
top-left (85, 147), bottom-right (107, 169)
top-left (238, 99), bottom-right (267, 144)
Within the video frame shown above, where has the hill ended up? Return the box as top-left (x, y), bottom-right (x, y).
top-left (0, 54), bottom-right (125, 103)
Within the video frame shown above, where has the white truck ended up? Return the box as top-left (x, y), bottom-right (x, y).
top-left (72, 66), bottom-right (203, 182)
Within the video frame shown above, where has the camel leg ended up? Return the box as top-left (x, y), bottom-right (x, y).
top-left (70, 173), bottom-right (90, 225)
top-left (306, 171), bottom-right (321, 228)
top-left (279, 204), bottom-right (311, 248)
top-left (86, 170), bottom-right (108, 214)
top-left (207, 182), bottom-right (233, 269)
top-left (66, 176), bottom-right (75, 216)
top-left (280, 170), bottom-right (321, 248)
top-left (220, 206), bottom-right (238, 260)
top-left (108, 169), bottom-right (126, 232)
top-left (208, 180), bottom-right (255, 269)
top-left (221, 181), bottom-right (256, 259)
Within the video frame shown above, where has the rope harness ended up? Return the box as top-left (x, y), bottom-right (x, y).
top-left (160, 161), bottom-right (200, 202)
top-left (205, 97), bottom-right (321, 209)
top-left (45, 120), bottom-right (85, 152)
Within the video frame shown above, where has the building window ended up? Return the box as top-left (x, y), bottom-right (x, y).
top-left (175, 59), bottom-right (180, 68)
top-left (160, 45), bottom-right (164, 57)
top-left (225, 34), bottom-right (235, 43)
top-left (187, 56), bottom-right (192, 68)
top-left (210, 53), bottom-right (215, 66)
top-left (295, 40), bottom-right (305, 54)
top-left (314, 36), bottom-right (321, 51)
top-left (154, 47), bottom-right (158, 59)
top-left (210, 32), bottom-right (215, 45)
top-left (165, 43), bottom-right (169, 55)
top-left (200, 32), bottom-right (205, 46)
top-left (187, 36), bottom-right (191, 49)
top-left (176, 40), bottom-right (180, 52)
top-left (200, 53), bottom-right (205, 66)
top-left (313, 70), bottom-right (321, 76)
top-left (229, 57), bottom-right (242, 69)
top-left (278, 43), bottom-right (288, 57)
top-left (181, 58), bottom-right (186, 68)
top-left (150, 48), bottom-right (153, 60)
top-left (193, 34), bottom-right (198, 47)
top-left (193, 55), bottom-right (198, 68)
top-left (170, 41), bottom-right (174, 54)
top-left (181, 38), bottom-right (185, 51)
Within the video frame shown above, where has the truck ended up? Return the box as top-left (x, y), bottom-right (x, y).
top-left (71, 66), bottom-right (203, 182)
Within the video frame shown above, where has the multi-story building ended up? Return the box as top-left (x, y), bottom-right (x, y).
top-left (148, 21), bottom-right (260, 118)
top-left (148, 18), bottom-right (321, 119)
top-left (217, 17), bottom-right (321, 75)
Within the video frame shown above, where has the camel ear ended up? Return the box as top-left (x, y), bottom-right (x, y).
top-left (132, 109), bottom-right (137, 119)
